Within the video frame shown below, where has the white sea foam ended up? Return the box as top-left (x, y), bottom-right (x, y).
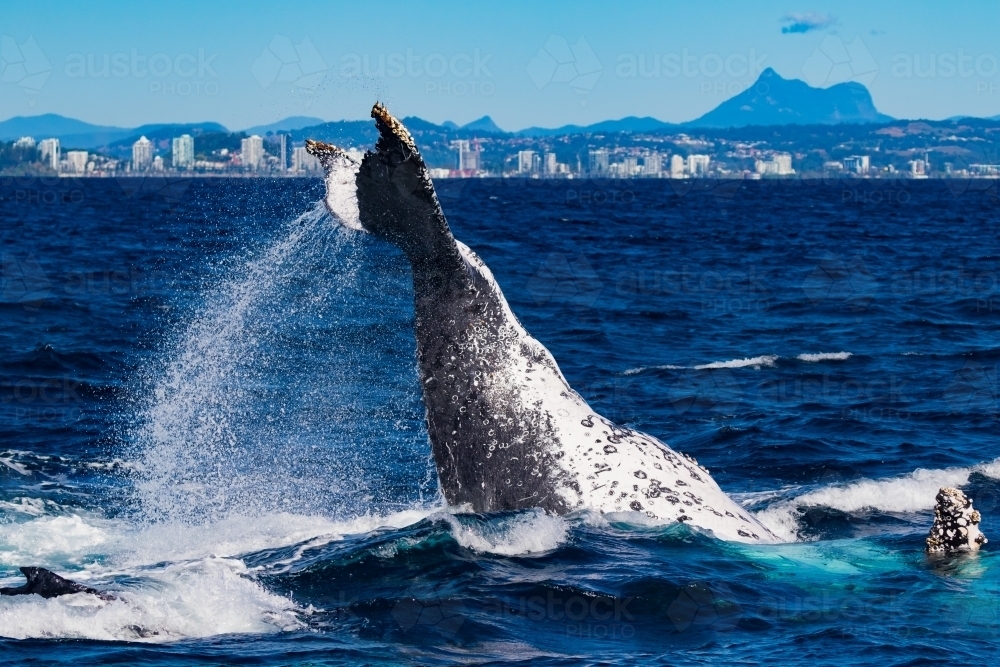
top-left (625, 352), bottom-right (854, 374)
top-left (796, 352), bottom-right (853, 362)
top-left (0, 497), bottom-right (63, 517)
top-left (622, 358), bottom-right (777, 375)
top-left (622, 364), bottom-right (684, 376)
top-left (0, 456), bottom-right (31, 476)
top-left (0, 514), bottom-right (111, 567)
top-left (0, 557), bottom-right (300, 642)
top-left (695, 355), bottom-right (779, 370)
top-left (755, 458), bottom-right (1000, 542)
top-left (444, 510), bottom-right (568, 556)
top-left (0, 505), bottom-right (438, 642)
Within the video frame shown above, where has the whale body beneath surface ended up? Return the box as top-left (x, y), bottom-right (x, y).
top-left (307, 104), bottom-right (780, 543)
top-left (0, 567), bottom-right (111, 600)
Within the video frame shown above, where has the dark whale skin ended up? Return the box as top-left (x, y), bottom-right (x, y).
top-left (353, 104), bottom-right (574, 513)
top-left (306, 105), bottom-right (783, 544)
top-left (1, 566), bottom-right (111, 600)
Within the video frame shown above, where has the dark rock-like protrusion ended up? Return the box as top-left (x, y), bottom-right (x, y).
top-left (926, 487), bottom-right (988, 554)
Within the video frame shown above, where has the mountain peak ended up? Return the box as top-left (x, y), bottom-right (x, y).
top-left (688, 68), bottom-right (892, 128)
top-left (461, 116), bottom-right (504, 134)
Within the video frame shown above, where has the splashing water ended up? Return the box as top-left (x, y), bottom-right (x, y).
top-left (127, 192), bottom-right (436, 526)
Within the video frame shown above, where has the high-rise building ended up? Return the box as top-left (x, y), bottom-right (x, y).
top-left (172, 134), bottom-right (194, 168)
top-left (687, 154), bottom-right (711, 177)
top-left (774, 153), bottom-right (793, 174)
top-left (643, 153), bottom-right (662, 176)
top-left (132, 136), bottom-right (153, 171)
top-left (588, 149), bottom-right (609, 176)
top-left (14, 136), bottom-right (35, 149)
top-left (909, 159), bottom-right (928, 177)
top-left (65, 150), bottom-right (88, 174)
top-left (518, 150), bottom-right (537, 175)
top-left (241, 135), bottom-right (265, 170)
top-left (39, 138), bottom-right (60, 170)
top-left (278, 134), bottom-right (288, 170)
top-left (755, 153), bottom-right (795, 176)
top-left (669, 154), bottom-right (685, 178)
top-left (623, 156), bottom-right (640, 177)
top-left (451, 140), bottom-right (481, 173)
top-left (544, 152), bottom-right (558, 175)
top-left (291, 146), bottom-right (321, 172)
top-left (843, 155), bottom-right (870, 174)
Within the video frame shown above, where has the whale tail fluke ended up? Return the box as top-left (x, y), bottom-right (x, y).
top-left (305, 139), bottom-right (356, 169)
top-left (0, 566), bottom-right (112, 600)
top-left (354, 103), bottom-right (457, 266)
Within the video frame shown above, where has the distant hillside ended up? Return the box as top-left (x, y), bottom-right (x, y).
top-left (519, 116), bottom-right (675, 137)
top-left (0, 114), bottom-right (229, 149)
top-left (288, 120), bottom-right (379, 148)
top-left (0, 114), bottom-right (127, 145)
top-left (687, 68), bottom-right (893, 128)
top-left (461, 116), bottom-right (505, 134)
top-left (105, 123), bottom-right (230, 149)
top-left (242, 116), bottom-right (325, 136)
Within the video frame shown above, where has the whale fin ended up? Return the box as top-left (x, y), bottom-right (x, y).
top-left (305, 139), bottom-right (364, 231)
top-left (355, 103), bottom-right (460, 269)
top-left (0, 566), bottom-right (112, 600)
top-left (304, 139), bottom-right (355, 168)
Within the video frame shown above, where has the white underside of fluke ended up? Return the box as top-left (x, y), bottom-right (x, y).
top-left (453, 241), bottom-right (780, 544)
top-left (323, 155), bottom-right (362, 231)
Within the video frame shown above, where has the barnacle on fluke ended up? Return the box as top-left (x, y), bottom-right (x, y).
top-left (926, 487), bottom-right (988, 554)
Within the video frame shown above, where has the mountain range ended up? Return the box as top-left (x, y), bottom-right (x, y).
top-left (2, 68), bottom-right (997, 149)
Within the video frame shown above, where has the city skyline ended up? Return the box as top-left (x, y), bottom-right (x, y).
top-left (6, 124), bottom-right (973, 181)
top-left (1, 1), bottom-right (999, 131)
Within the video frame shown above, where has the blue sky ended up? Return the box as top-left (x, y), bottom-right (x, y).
top-left (2, 0), bottom-right (999, 130)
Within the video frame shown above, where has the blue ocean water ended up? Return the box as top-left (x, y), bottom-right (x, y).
top-left (0, 176), bottom-right (998, 664)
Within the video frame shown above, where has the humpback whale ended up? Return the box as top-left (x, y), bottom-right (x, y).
top-left (307, 104), bottom-right (780, 543)
top-left (1, 567), bottom-right (111, 600)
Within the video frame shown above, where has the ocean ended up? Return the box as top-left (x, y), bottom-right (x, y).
top-left (1, 176), bottom-right (998, 664)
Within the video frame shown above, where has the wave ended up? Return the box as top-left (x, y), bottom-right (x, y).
top-left (755, 458), bottom-right (1000, 542)
top-left (623, 351), bottom-right (853, 375)
top-left (796, 352), bottom-right (852, 362)
top-left (0, 514), bottom-right (110, 567)
top-left (0, 505), bottom-right (437, 642)
top-left (0, 557), bottom-right (300, 642)
top-left (695, 355), bottom-right (779, 370)
top-left (621, 356), bottom-right (778, 374)
top-left (443, 510), bottom-right (568, 556)
top-left (0, 452), bottom-right (34, 476)
top-left (621, 364), bottom-right (683, 376)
